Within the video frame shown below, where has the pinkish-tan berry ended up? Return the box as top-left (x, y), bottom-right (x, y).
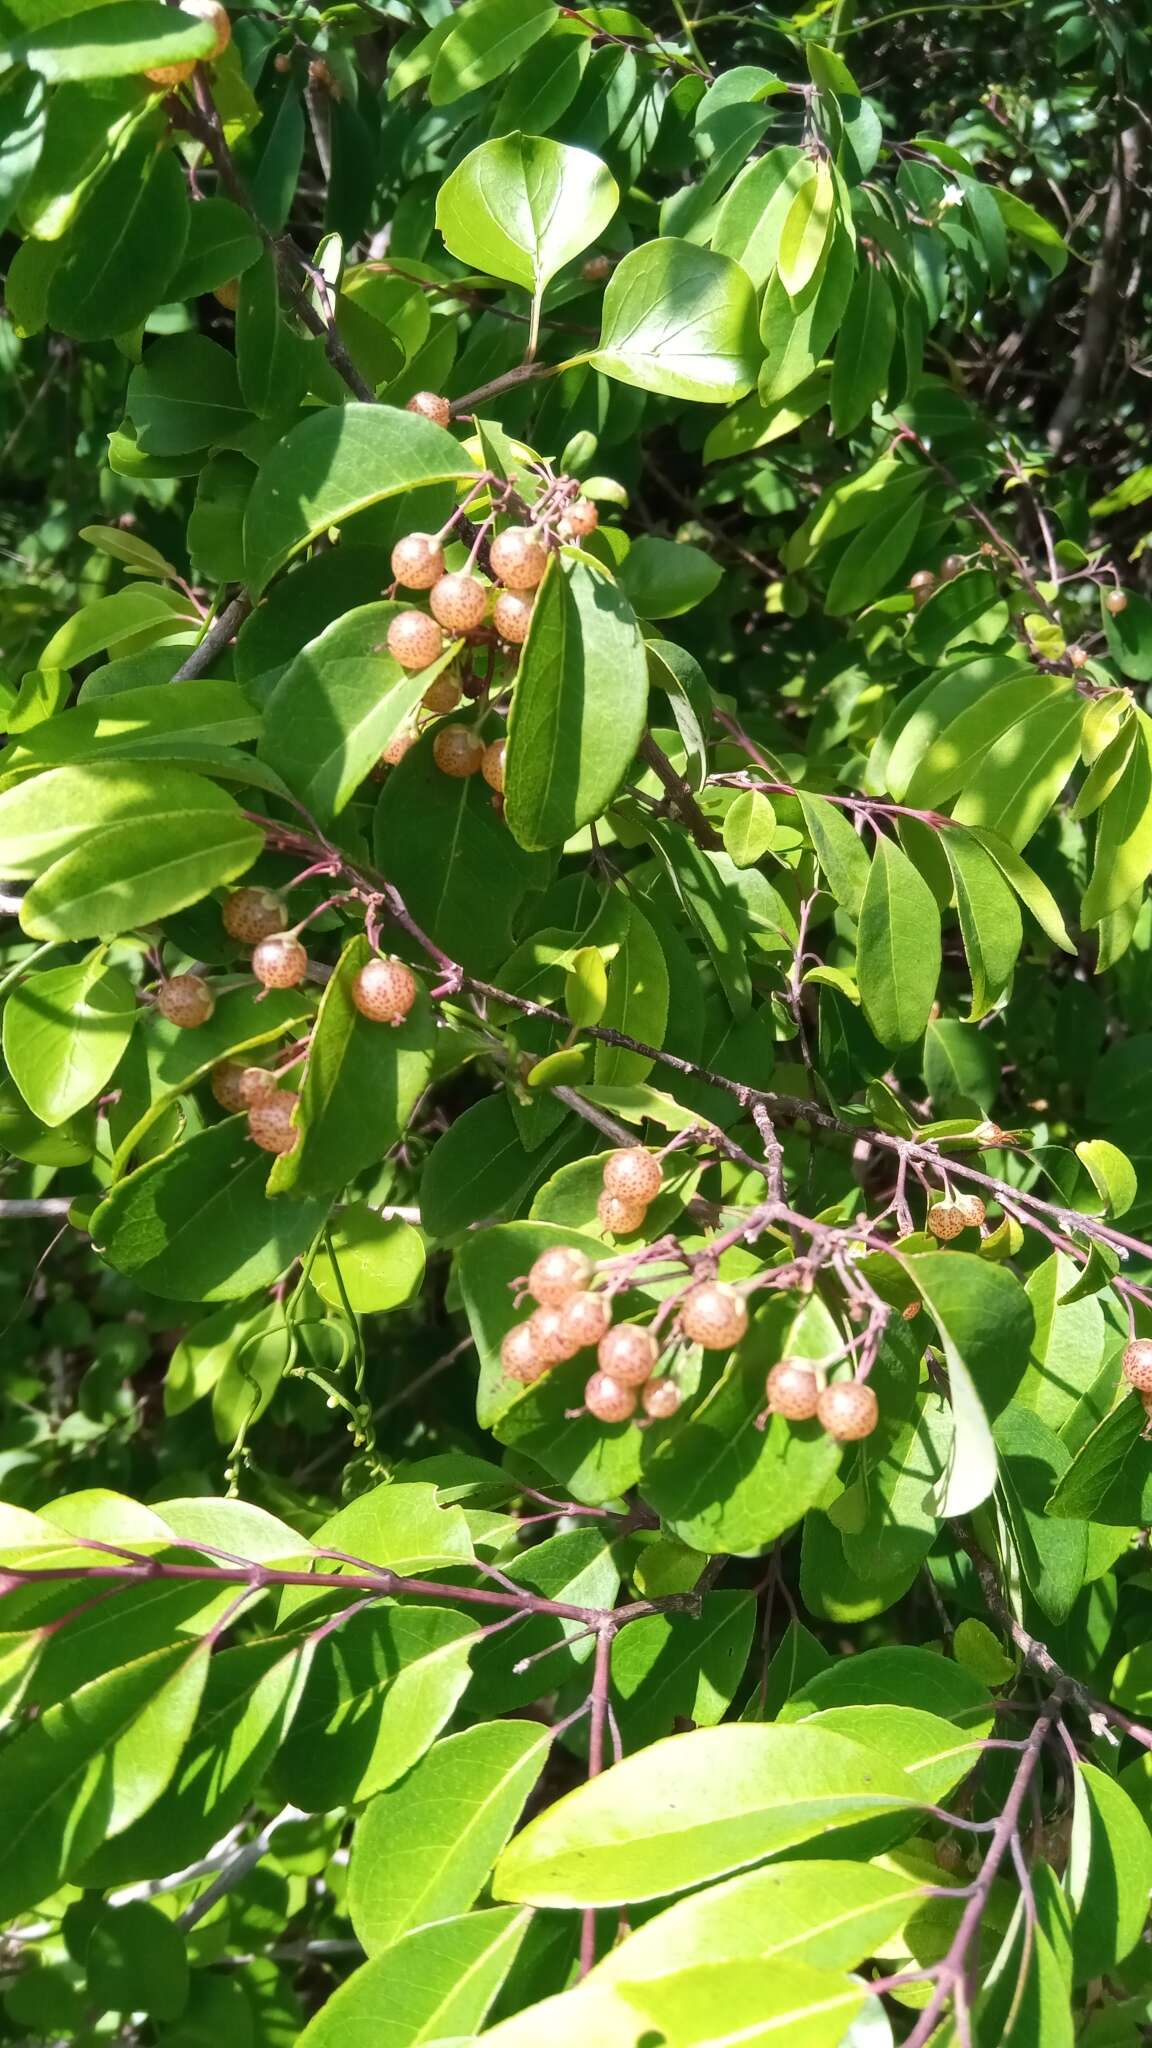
top-left (642, 1376), bottom-right (682, 1419)
top-left (429, 573), bottom-right (487, 633)
top-left (157, 973), bottom-right (214, 1028)
top-left (909, 569), bottom-right (936, 607)
top-left (391, 532), bottom-right (445, 589)
top-left (432, 723), bottom-right (485, 778)
top-left (528, 1244), bottom-right (594, 1306)
top-left (765, 1358), bottom-right (821, 1421)
top-left (1069, 645), bottom-right (1089, 669)
top-left (388, 609), bottom-right (444, 671)
top-left (501, 1320), bottom-right (548, 1383)
top-left (381, 726), bottom-right (416, 767)
top-left (422, 669), bottom-right (462, 717)
top-left (222, 887), bottom-right (287, 945)
top-left (680, 1281), bottom-right (748, 1351)
top-left (953, 1193), bottom-right (986, 1229)
top-left (251, 935), bottom-right (308, 989)
top-left (927, 1203), bottom-right (965, 1241)
top-left (489, 526), bottom-right (548, 592)
top-left (602, 1147), bottom-right (662, 1206)
top-left (597, 1322), bottom-right (658, 1387)
top-left (939, 553), bottom-right (966, 581)
top-left (582, 254), bottom-right (613, 283)
top-left (557, 498), bottom-right (599, 540)
top-left (353, 957), bottom-right (417, 1025)
top-left (493, 590), bottom-right (534, 644)
top-left (597, 1190), bottom-right (648, 1237)
top-left (211, 1061), bottom-right (277, 1112)
top-left (1105, 589), bottom-right (1128, 616)
top-left (817, 1379), bottom-right (879, 1442)
top-left (481, 739), bottom-right (506, 793)
top-left (1122, 1339), bottom-right (1152, 1392)
top-left (248, 1091), bottom-right (299, 1155)
top-left (558, 1289), bottom-right (612, 1352)
top-left (585, 1371), bottom-right (638, 1423)
top-left (529, 1303), bottom-right (579, 1366)
top-left (406, 391), bottom-right (451, 428)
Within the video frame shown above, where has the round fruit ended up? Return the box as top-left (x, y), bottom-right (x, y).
top-left (493, 590), bottom-right (534, 644)
top-left (529, 1304), bottom-right (578, 1366)
top-left (909, 569), bottom-right (936, 607)
top-left (391, 533), bottom-right (445, 589)
top-left (818, 1379), bottom-right (879, 1441)
top-left (381, 726), bottom-right (415, 767)
top-left (251, 935), bottom-right (308, 989)
top-left (429, 573), bottom-right (487, 633)
top-left (501, 1321), bottom-right (548, 1383)
top-left (927, 1203), bottom-right (965, 1241)
top-left (353, 957), bottom-right (418, 1024)
top-left (222, 886), bottom-right (287, 944)
top-left (597, 1322), bottom-right (658, 1387)
top-left (432, 723), bottom-right (484, 777)
top-left (406, 391), bottom-right (452, 428)
top-left (582, 254), bottom-right (613, 283)
top-left (765, 1358), bottom-right (821, 1421)
top-left (680, 1281), bottom-right (748, 1350)
top-left (1069, 645), bottom-right (1089, 668)
top-left (388, 610), bottom-right (444, 671)
top-left (597, 1190), bottom-right (648, 1236)
top-left (481, 739), bottom-right (506, 793)
top-left (527, 1245), bottom-right (593, 1306)
top-left (602, 1147), bottom-right (662, 1206)
top-left (558, 499), bottom-right (599, 540)
top-left (422, 669), bottom-right (462, 716)
top-left (248, 1091), bottom-right (299, 1156)
top-left (211, 1061), bottom-right (277, 1112)
top-left (642, 1376), bottom-right (682, 1419)
top-left (1122, 1339), bottom-right (1152, 1392)
top-left (953, 1192), bottom-right (986, 1229)
top-left (939, 553), bottom-right (966, 581)
top-left (157, 973), bottom-right (214, 1028)
top-left (489, 526), bottom-right (548, 591)
top-left (1105, 589), bottom-right (1128, 616)
top-left (585, 1371), bottom-right (638, 1423)
top-left (212, 278), bottom-right (239, 311)
top-left (145, 0), bottom-right (231, 83)
top-left (558, 1290), bottom-right (612, 1352)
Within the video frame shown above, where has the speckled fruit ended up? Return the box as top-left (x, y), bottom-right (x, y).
top-left (248, 1092), bottom-right (299, 1156)
top-left (558, 1290), bottom-right (612, 1352)
top-left (558, 498), bottom-right (599, 539)
top-left (493, 591), bottom-right (534, 644)
top-left (927, 1203), bottom-right (965, 1241)
top-left (817, 1379), bottom-right (879, 1441)
top-left (765, 1358), bottom-right (821, 1420)
top-left (680, 1282), bottom-right (748, 1350)
top-left (953, 1193), bottom-right (986, 1229)
top-left (501, 1321), bottom-right (548, 1383)
top-left (489, 527), bottom-right (548, 591)
top-left (381, 727), bottom-right (416, 766)
top-left (388, 610), bottom-right (443, 671)
top-left (585, 1371), bottom-right (638, 1423)
top-left (1106, 589), bottom-right (1129, 616)
top-left (222, 887), bottom-right (287, 944)
top-left (157, 973), bottom-right (214, 1028)
top-left (211, 1061), bottom-right (278, 1112)
top-left (597, 1322), bottom-right (658, 1387)
top-left (406, 391), bottom-right (452, 428)
top-left (429, 573), bottom-right (487, 633)
top-left (421, 670), bottom-right (462, 716)
top-left (353, 957), bottom-right (418, 1024)
top-left (581, 254), bottom-right (613, 282)
top-left (1122, 1339), bottom-right (1152, 1392)
top-left (391, 533), bottom-right (445, 589)
top-left (602, 1147), bottom-right (662, 1206)
top-left (251, 935), bottom-right (308, 989)
top-left (481, 739), bottom-right (506, 792)
top-left (529, 1304), bottom-right (579, 1366)
top-left (642, 1376), bottom-right (682, 1419)
top-left (597, 1190), bottom-right (648, 1236)
top-left (432, 724), bottom-right (484, 778)
top-left (527, 1245), bottom-right (593, 1306)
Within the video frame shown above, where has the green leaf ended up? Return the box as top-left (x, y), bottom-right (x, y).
top-left (504, 558), bottom-right (648, 851)
top-left (48, 130), bottom-right (187, 341)
top-left (589, 887), bottom-right (669, 1085)
top-left (1075, 1137), bottom-right (1138, 1218)
top-left (856, 835), bottom-right (941, 1048)
top-left (127, 333), bottom-right (249, 456)
top-left (236, 245), bottom-right (304, 419)
top-left (0, 73), bottom-right (45, 236)
top-left (279, 1483), bottom-right (473, 1625)
top-left (759, 224), bottom-right (855, 403)
top-left (777, 160), bottom-right (836, 297)
top-left (711, 147), bottom-right (810, 288)
top-left (420, 1095), bottom-right (577, 1239)
top-left (166, 195), bottom-right (263, 299)
top-left (940, 827), bottom-right (1023, 1020)
top-left (244, 403), bottom-right (473, 595)
top-left (349, 1721), bottom-right (551, 1952)
top-left (269, 935), bottom-right (435, 1200)
top-left (436, 133), bottom-right (618, 295)
top-left (617, 534), bottom-right (723, 619)
top-left (590, 238), bottom-right (761, 403)
top-left (621, 1957), bottom-right (867, 2048)
top-left (1016, 1254), bottom-right (1109, 1434)
top-left (11, 1), bottom-right (218, 81)
top-left (829, 258), bottom-right (896, 435)
top-left (993, 187), bottom-right (1068, 274)
top-left (645, 819), bottom-right (753, 1017)
top-left (37, 585), bottom-right (196, 669)
top-left (92, 1116), bottom-right (331, 1301)
top-left (611, 1593), bottom-right (756, 1750)
top-left (564, 944), bottom-right (608, 1029)
top-left (260, 602), bottom-right (443, 820)
top-left (923, 1016), bottom-right (999, 1111)
top-left (295, 1907), bottom-right (530, 2048)
top-left (825, 488), bottom-right (926, 615)
top-left (429, 0), bottom-right (556, 104)
top-left (1066, 1763), bottom-right (1152, 1980)
top-left (86, 1901), bottom-right (189, 2023)
top-left (1082, 719), bottom-right (1152, 923)
top-left (906, 569), bottom-right (1009, 667)
top-left (722, 789), bottom-right (776, 866)
top-left (968, 825), bottom-right (1076, 954)
top-left (3, 952), bottom-right (136, 1125)
top-left (493, 1721), bottom-right (923, 1906)
top-left (310, 1205), bottom-right (426, 1312)
top-left (797, 792), bottom-right (871, 918)
top-left (909, 1252), bottom-right (1034, 1514)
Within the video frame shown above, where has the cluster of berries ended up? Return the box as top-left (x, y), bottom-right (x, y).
top-left (153, 888), bottom-right (422, 1156)
top-left (763, 1358), bottom-right (879, 1441)
top-left (596, 1145), bottom-right (663, 1237)
top-left (499, 1243), bottom-right (683, 1424)
top-left (926, 1193), bottom-right (987, 1239)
